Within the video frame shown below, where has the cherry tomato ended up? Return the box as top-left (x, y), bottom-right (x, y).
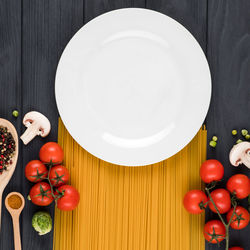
top-left (229, 247), bottom-right (244, 250)
top-left (203, 220), bottom-right (225, 243)
top-left (56, 185), bottom-right (80, 211)
top-left (200, 159), bottom-right (224, 183)
top-left (183, 190), bottom-right (208, 214)
top-left (208, 188), bottom-right (231, 214)
top-left (25, 160), bottom-right (48, 183)
top-left (29, 182), bottom-right (54, 206)
top-left (49, 165), bottom-right (70, 187)
top-left (226, 174), bottom-right (250, 199)
top-left (39, 142), bottom-right (64, 164)
top-left (227, 206), bottom-right (249, 230)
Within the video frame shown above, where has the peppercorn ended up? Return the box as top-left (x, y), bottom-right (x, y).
top-left (0, 126), bottom-right (15, 174)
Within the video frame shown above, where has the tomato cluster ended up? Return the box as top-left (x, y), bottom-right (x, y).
top-left (25, 142), bottom-right (80, 211)
top-left (183, 159), bottom-right (250, 248)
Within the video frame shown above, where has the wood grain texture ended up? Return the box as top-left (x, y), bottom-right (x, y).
top-left (206, 1), bottom-right (250, 249)
top-left (146, 0), bottom-right (207, 52)
top-left (84, 0), bottom-right (146, 22)
top-left (0, 0), bottom-right (84, 250)
top-left (0, 0), bottom-right (249, 249)
top-left (0, 1), bottom-right (22, 249)
top-left (20, 1), bottom-right (84, 249)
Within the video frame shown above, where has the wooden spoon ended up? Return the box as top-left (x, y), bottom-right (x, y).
top-left (0, 119), bottom-right (19, 231)
top-left (5, 192), bottom-right (25, 250)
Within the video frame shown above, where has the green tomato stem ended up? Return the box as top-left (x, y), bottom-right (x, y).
top-left (46, 163), bottom-right (58, 202)
top-left (205, 187), bottom-right (237, 250)
top-left (205, 187), bottom-right (226, 226)
top-left (227, 205), bottom-right (236, 226)
top-left (225, 226), bottom-right (229, 250)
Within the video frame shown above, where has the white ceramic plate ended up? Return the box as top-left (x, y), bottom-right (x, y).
top-left (55, 8), bottom-right (211, 166)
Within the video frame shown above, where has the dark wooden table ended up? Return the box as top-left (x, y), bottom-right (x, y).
top-left (0, 1), bottom-right (249, 249)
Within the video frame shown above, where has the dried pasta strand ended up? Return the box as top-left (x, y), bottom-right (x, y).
top-left (53, 119), bottom-right (206, 250)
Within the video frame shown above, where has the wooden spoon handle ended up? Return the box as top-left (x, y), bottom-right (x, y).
top-left (12, 215), bottom-right (21, 250)
top-left (0, 189), bottom-right (2, 232)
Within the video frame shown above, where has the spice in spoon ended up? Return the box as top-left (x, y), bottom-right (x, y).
top-left (8, 194), bottom-right (22, 209)
top-left (0, 126), bottom-right (16, 175)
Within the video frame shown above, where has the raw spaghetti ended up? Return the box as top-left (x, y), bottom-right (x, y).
top-left (53, 119), bottom-right (206, 250)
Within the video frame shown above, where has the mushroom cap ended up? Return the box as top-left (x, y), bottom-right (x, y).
top-left (23, 111), bottom-right (51, 137)
top-left (229, 141), bottom-right (250, 167)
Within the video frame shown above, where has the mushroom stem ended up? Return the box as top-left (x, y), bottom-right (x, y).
top-left (20, 127), bottom-right (39, 145)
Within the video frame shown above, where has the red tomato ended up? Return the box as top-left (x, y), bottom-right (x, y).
top-left (227, 206), bottom-right (249, 230)
top-left (200, 159), bottom-right (224, 183)
top-left (49, 165), bottom-right (70, 187)
top-left (39, 142), bottom-right (64, 164)
top-left (229, 247), bottom-right (244, 250)
top-left (183, 190), bottom-right (208, 214)
top-left (203, 220), bottom-right (225, 243)
top-left (25, 160), bottom-right (48, 182)
top-left (56, 185), bottom-right (80, 211)
top-left (29, 182), bottom-right (54, 206)
top-left (208, 189), bottom-right (231, 214)
top-left (226, 174), bottom-right (250, 199)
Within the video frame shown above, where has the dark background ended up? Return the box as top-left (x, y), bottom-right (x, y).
top-left (0, 0), bottom-right (249, 249)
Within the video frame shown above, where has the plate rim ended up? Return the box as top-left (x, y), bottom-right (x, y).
top-left (55, 8), bottom-right (211, 166)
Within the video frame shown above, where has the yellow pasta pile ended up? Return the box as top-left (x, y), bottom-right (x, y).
top-left (53, 119), bottom-right (206, 250)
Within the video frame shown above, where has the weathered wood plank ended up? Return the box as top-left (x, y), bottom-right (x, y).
top-left (0, 1), bottom-right (22, 249)
top-left (21, 1), bottom-right (84, 249)
top-left (146, 0), bottom-right (208, 52)
top-left (84, 0), bottom-right (146, 22)
top-left (1, 0), bottom-right (249, 249)
top-left (206, 1), bottom-right (250, 249)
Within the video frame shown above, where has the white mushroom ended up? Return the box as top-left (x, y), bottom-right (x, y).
top-left (229, 141), bottom-right (250, 169)
top-left (20, 111), bottom-right (51, 145)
